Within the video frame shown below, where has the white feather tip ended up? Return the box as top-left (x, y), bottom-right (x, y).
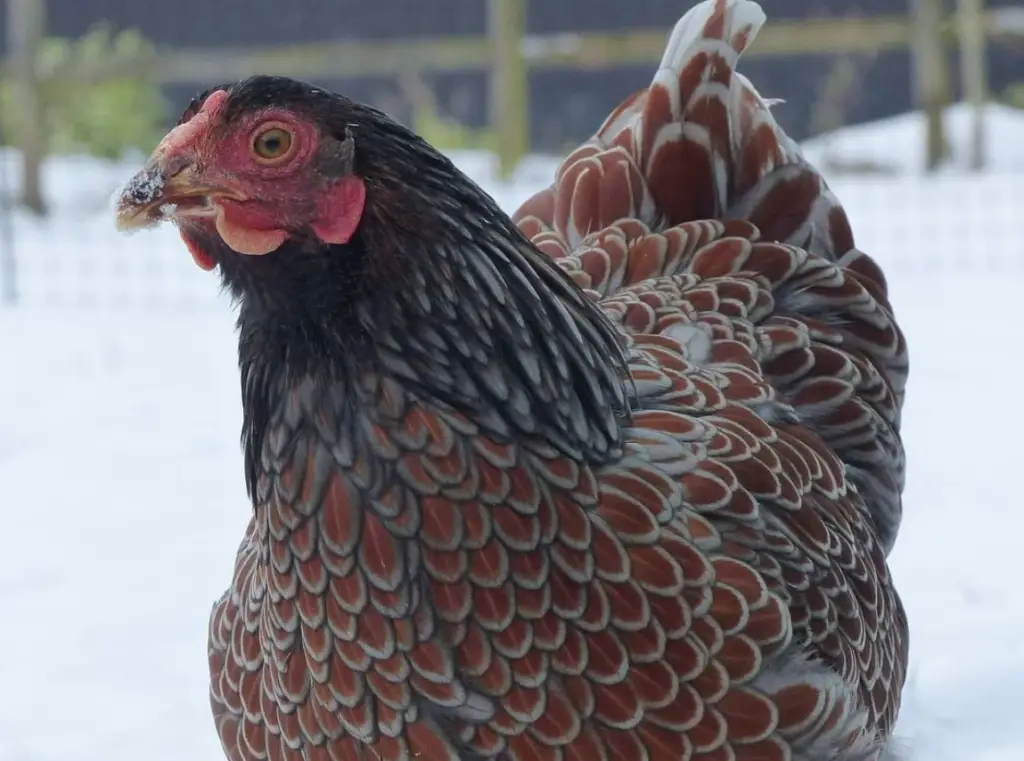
top-left (659, 0), bottom-right (768, 73)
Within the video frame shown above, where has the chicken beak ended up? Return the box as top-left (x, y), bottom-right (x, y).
top-left (114, 159), bottom-right (222, 233)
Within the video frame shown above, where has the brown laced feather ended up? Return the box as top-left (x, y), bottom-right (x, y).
top-left (204, 2), bottom-right (908, 761)
top-left (513, 1), bottom-right (906, 556)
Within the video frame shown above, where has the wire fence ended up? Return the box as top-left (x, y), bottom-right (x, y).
top-left (6, 165), bottom-right (1023, 312)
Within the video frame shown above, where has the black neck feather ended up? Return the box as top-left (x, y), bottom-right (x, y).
top-left (205, 96), bottom-right (633, 502)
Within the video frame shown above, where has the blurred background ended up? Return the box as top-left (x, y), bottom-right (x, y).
top-left (0, 1), bottom-right (1021, 760)
top-left (0, 0), bottom-right (1022, 304)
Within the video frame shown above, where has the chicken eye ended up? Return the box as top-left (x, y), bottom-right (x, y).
top-left (252, 127), bottom-right (293, 161)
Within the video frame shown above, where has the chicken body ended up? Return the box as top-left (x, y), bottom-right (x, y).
top-left (117, 1), bottom-right (908, 760)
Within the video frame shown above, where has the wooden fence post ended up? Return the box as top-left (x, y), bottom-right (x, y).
top-left (956, 0), bottom-right (988, 170)
top-left (910, 0), bottom-right (950, 171)
top-left (489, 0), bottom-right (528, 180)
top-left (7, 0), bottom-right (47, 214)
top-left (0, 135), bottom-right (15, 305)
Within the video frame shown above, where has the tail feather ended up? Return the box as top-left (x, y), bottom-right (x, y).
top-left (630, 0), bottom-right (771, 223)
top-left (514, 0), bottom-right (872, 285)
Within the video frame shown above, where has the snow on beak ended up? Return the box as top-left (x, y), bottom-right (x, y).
top-left (114, 158), bottom-right (225, 232)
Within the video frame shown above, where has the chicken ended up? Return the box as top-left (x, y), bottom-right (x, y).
top-left (114, 1), bottom-right (909, 760)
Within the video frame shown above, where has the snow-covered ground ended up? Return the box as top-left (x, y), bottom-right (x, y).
top-left (801, 101), bottom-right (1024, 175)
top-left (1, 103), bottom-right (1023, 761)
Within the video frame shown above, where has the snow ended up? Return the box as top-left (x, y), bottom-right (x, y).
top-left (2, 104), bottom-right (1024, 761)
top-left (800, 101), bottom-right (1024, 175)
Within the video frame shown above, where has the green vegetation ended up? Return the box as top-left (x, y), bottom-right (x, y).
top-left (1, 24), bottom-right (165, 159)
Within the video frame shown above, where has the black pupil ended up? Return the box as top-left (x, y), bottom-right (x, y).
top-left (261, 133), bottom-right (283, 154)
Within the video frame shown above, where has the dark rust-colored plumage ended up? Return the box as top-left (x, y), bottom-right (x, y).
top-left (185, 2), bottom-right (911, 761)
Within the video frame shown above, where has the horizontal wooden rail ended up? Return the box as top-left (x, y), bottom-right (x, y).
top-left (13, 10), bottom-right (1016, 87)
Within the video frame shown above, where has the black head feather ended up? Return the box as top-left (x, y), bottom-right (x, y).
top-left (181, 76), bottom-right (634, 501)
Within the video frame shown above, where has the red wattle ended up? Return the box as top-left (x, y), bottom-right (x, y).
top-left (181, 231), bottom-right (216, 271)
